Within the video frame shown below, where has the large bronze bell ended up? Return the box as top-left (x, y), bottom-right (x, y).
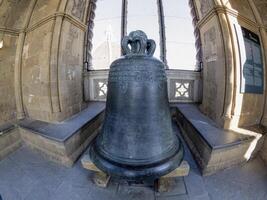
top-left (90, 30), bottom-right (184, 180)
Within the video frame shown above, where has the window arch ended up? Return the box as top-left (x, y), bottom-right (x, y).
top-left (85, 0), bottom-right (200, 71)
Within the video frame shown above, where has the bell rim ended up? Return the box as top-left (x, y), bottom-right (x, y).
top-left (89, 135), bottom-right (184, 180)
top-left (94, 135), bottom-right (181, 166)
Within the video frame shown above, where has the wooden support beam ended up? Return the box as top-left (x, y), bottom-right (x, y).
top-left (156, 161), bottom-right (190, 193)
top-left (81, 154), bottom-right (101, 172)
top-left (81, 153), bottom-right (111, 188)
top-left (82, 153), bottom-right (190, 191)
top-left (93, 172), bottom-right (111, 188)
top-left (162, 161), bottom-right (190, 178)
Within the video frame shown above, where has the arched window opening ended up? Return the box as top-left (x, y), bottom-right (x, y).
top-left (86, 0), bottom-right (199, 71)
top-left (163, 0), bottom-right (197, 70)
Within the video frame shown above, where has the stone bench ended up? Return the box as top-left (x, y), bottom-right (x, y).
top-left (172, 104), bottom-right (256, 175)
top-left (18, 102), bottom-right (105, 166)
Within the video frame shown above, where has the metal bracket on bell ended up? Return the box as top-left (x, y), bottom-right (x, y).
top-left (122, 30), bottom-right (156, 57)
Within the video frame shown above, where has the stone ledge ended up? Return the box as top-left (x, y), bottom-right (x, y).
top-left (18, 102), bottom-right (105, 166)
top-left (18, 102), bottom-right (105, 142)
top-left (0, 122), bottom-right (16, 135)
top-left (260, 135), bottom-right (267, 164)
top-left (172, 104), bottom-right (256, 175)
top-left (0, 125), bottom-right (22, 161)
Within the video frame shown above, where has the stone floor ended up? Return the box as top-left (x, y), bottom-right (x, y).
top-left (0, 125), bottom-right (267, 200)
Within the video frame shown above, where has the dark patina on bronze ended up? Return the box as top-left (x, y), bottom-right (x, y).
top-left (90, 30), bottom-right (184, 180)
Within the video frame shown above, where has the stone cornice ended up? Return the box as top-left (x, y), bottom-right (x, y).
top-left (0, 27), bottom-right (20, 36)
top-left (197, 5), bottom-right (262, 30)
top-left (26, 12), bottom-right (87, 33)
top-left (0, 12), bottom-right (87, 36)
top-left (57, 12), bottom-right (87, 31)
top-left (197, 8), bottom-right (217, 28)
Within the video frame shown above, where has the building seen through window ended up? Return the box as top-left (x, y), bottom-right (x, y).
top-left (91, 0), bottom-right (122, 70)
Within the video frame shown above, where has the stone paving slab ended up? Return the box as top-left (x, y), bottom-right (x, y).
top-left (156, 195), bottom-right (189, 200)
top-left (0, 124), bottom-right (266, 200)
top-left (117, 184), bottom-right (155, 200)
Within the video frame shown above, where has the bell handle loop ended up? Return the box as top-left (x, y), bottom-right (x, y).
top-left (122, 32), bottom-right (156, 56)
top-left (132, 35), bottom-right (147, 54)
top-left (122, 36), bottom-right (131, 55)
top-left (146, 39), bottom-right (156, 57)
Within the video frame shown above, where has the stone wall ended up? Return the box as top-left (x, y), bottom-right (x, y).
top-left (0, 0), bottom-right (31, 125)
top-left (0, 0), bottom-right (30, 30)
top-left (17, 0), bottom-right (88, 122)
top-left (0, 34), bottom-right (17, 125)
top-left (253, 0), bottom-right (267, 26)
top-left (57, 20), bottom-right (84, 118)
top-left (224, 0), bottom-right (265, 128)
top-left (261, 137), bottom-right (267, 164)
top-left (199, 16), bottom-right (226, 125)
top-left (194, 0), bottom-right (267, 128)
top-left (252, 0), bottom-right (267, 164)
top-left (194, 0), bottom-right (231, 127)
top-left (0, 0), bottom-right (90, 123)
top-left (193, 0), bottom-right (267, 162)
top-left (22, 19), bottom-right (54, 120)
top-left (253, 0), bottom-right (267, 127)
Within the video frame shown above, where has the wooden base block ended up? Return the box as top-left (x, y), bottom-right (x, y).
top-left (82, 153), bottom-right (190, 191)
top-left (157, 178), bottom-right (173, 193)
top-left (81, 153), bottom-right (111, 188)
top-left (93, 172), bottom-right (111, 188)
top-left (156, 161), bottom-right (190, 193)
top-left (162, 161), bottom-right (190, 178)
top-left (81, 154), bottom-right (101, 172)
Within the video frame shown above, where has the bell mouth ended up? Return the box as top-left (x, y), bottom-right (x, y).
top-left (89, 135), bottom-right (184, 180)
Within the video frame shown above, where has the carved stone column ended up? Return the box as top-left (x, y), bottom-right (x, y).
top-left (188, 0), bottom-right (203, 71)
top-left (84, 0), bottom-right (97, 71)
top-left (14, 0), bottom-right (37, 119)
